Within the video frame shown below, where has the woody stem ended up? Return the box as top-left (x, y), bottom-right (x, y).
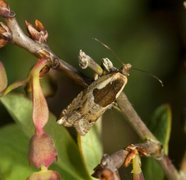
top-left (5, 17), bottom-right (88, 87)
top-left (3, 12), bottom-right (181, 180)
top-left (117, 93), bottom-right (180, 180)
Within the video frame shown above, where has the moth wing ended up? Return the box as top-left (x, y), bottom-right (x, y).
top-left (57, 90), bottom-right (86, 125)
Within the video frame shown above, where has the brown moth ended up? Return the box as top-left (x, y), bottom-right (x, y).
top-left (57, 57), bottom-right (131, 135)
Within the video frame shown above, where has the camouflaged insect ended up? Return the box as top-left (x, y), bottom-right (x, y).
top-left (57, 57), bottom-right (131, 135)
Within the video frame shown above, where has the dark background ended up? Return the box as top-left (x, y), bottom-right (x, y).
top-left (0, 0), bottom-right (186, 178)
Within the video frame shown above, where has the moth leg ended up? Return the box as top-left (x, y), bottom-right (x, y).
top-left (112, 102), bottom-right (121, 112)
top-left (57, 110), bottom-right (82, 127)
top-left (102, 58), bottom-right (117, 72)
top-left (57, 116), bottom-right (72, 127)
top-left (94, 73), bottom-right (99, 80)
top-left (74, 118), bottom-right (93, 136)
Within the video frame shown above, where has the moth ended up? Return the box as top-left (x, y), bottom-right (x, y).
top-left (57, 53), bottom-right (132, 135)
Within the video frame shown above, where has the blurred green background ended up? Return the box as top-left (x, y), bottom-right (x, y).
top-left (0, 0), bottom-right (186, 179)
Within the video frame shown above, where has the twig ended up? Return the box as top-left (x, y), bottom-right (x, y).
top-left (117, 93), bottom-right (157, 141)
top-left (77, 51), bottom-right (181, 179)
top-left (79, 49), bottom-right (103, 75)
top-left (93, 141), bottom-right (162, 180)
top-left (92, 150), bottom-right (127, 180)
top-left (5, 17), bottom-right (88, 87)
top-left (0, 6), bottom-right (181, 180)
top-left (117, 90), bottom-right (180, 180)
top-left (159, 155), bottom-right (181, 180)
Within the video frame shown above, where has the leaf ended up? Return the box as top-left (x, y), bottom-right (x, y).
top-left (0, 124), bottom-right (34, 180)
top-left (0, 93), bottom-right (91, 180)
top-left (148, 104), bottom-right (172, 154)
top-left (143, 104), bottom-right (172, 180)
top-left (31, 59), bottom-right (49, 132)
top-left (0, 124), bottom-right (79, 180)
top-left (78, 120), bottom-right (103, 179)
top-left (32, 74), bottom-right (49, 132)
top-left (0, 61), bottom-right (7, 92)
top-left (143, 157), bottom-right (164, 180)
top-left (2, 79), bottom-right (28, 96)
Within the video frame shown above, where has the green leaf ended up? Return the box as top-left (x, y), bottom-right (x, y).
top-left (78, 120), bottom-right (103, 179)
top-left (148, 104), bottom-right (172, 154)
top-left (143, 104), bottom-right (172, 180)
top-left (0, 93), bottom-right (91, 180)
top-left (143, 157), bottom-right (164, 180)
top-left (0, 124), bottom-right (34, 180)
top-left (0, 124), bottom-right (80, 180)
top-left (1, 94), bottom-right (34, 136)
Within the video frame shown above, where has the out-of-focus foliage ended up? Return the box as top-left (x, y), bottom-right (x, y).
top-left (0, 124), bottom-right (34, 180)
top-left (143, 104), bottom-right (172, 180)
top-left (148, 104), bottom-right (172, 154)
top-left (0, 0), bottom-right (186, 179)
top-left (0, 93), bottom-right (104, 179)
top-left (78, 120), bottom-right (102, 176)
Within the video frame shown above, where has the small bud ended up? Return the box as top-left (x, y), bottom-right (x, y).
top-left (0, 0), bottom-right (7, 8)
top-left (124, 145), bottom-right (138, 167)
top-left (25, 19), bottom-right (48, 43)
top-left (132, 155), bottom-right (144, 180)
top-left (0, 61), bottom-right (7, 92)
top-left (0, 0), bottom-right (15, 18)
top-left (25, 20), bottom-right (40, 41)
top-left (0, 22), bottom-right (11, 47)
top-left (0, 22), bottom-right (11, 38)
top-left (27, 167), bottom-right (61, 180)
top-left (29, 132), bottom-right (58, 168)
top-left (35, 19), bottom-right (45, 32)
top-left (0, 37), bottom-right (7, 48)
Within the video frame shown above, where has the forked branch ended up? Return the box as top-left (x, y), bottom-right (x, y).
top-left (0, 1), bottom-right (182, 180)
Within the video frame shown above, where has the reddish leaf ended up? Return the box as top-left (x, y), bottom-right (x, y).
top-left (31, 59), bottom-right (49, 134)
top-left (28, 132), bottom-right (57, 168)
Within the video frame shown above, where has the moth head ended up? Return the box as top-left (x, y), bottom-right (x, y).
top-left (120, 63), bottom-right (132, 76)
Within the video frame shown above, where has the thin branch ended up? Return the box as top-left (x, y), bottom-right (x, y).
top-left (1, 9), bottom-right (182, 180)
top-left (93, 141), bottom-right (162, 180)
top-left (117, 93), bottom-right (181, 180)
top-left (92, 150), bottom-right (127, 180)
top-left (5, 17), bottom-right (88, 87)
top-left (77, 50), bottom-right (181, 179)
top-left (117, 93), bottom-right (157, 141)
top-left (79, 49), bottom-right (103, 75)
top-left (159, 155), bottom-right (181, 180)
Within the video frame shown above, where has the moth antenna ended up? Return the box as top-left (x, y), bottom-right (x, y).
top-left (132, 67), bottom-right (164, 87)
top-left (93, 38), bottom-right (163, 86)
top-left (93, 37), bottom-right (123, 64)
